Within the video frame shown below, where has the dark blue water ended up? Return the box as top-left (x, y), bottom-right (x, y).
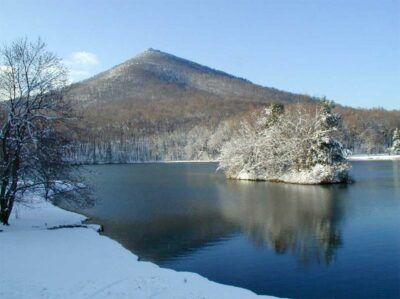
top-left (80, 161), bottom-right (400, 299)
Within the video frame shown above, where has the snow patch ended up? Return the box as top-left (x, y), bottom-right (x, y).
top-left (0, 196), bottom-right (277, 299)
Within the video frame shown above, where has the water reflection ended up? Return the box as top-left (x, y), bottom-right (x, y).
top-left (216, 181), bottom-right (343, 264)
top-left (80, 163), bottom-right (344, 265)
top-left (73, 162), bottom-right (400, 299)
top-left (98, 212), bottom-right (238, 262)
top-left (393, 162), bottom-right (400, 193)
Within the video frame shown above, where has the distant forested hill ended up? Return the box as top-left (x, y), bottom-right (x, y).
top-left (65, 49), bottom-right (400, 163)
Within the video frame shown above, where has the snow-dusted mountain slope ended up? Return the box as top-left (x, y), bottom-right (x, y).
top-left (67, 48), bottom-right (315, 106)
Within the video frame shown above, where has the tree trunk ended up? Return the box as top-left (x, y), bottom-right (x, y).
top-left (0, 202), bottom-right (11, 225)
top-left (0, 179), bottom-right (10, 225)
top-left (0, 158), bottom-right (19, 225)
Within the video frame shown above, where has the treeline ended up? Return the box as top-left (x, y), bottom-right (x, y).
top-left (336, 106), bottom-right (400, 154)
top-left (67, 121), bottom-right (235, 163)
top-left (66, 101), bottom-right (400, 164)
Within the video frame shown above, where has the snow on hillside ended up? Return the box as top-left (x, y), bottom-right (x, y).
top-left (0, 195), bottom-right (277, 299)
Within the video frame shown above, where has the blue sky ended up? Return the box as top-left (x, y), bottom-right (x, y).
top-left (0, 0), bottom-right (399, 109)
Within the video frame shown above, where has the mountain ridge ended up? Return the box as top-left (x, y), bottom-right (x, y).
top-left (78, 48), bottom-right (251, 85)
top-left (67, 48), bottom-right (316, 106)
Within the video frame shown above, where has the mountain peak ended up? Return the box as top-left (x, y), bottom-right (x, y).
top-left (130, 48), bottom-right (248, 82)
top-left (142, 48), bottom-right (161, 54)
top-left (145, 47), bottom-right (161, 53)
top-left (138, 48), bottom-right (170, 57)
top-left (71, 48), bottom-right (315, 107)
top-left (132, 48), bottom-right (179, 63)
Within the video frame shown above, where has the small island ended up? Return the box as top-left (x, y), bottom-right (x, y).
top-left (218, 102), bottom-right (350, 184)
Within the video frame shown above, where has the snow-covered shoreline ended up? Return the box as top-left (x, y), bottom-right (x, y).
top-left (78, 155), bottom-right (400, 166)
top-left (0, 196), bottom-right (276, 299)
top-left (347, 154), bottom-right (400, 161)
top-left (228, 163), bottom-right (349, 185)
top-left (73, 160), bottom-right (219, 166)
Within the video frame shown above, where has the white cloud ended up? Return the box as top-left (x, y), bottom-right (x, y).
top-left (63, 51), bottom-right (99, 83)
top-left (67, 51), bottom-right (99, 66)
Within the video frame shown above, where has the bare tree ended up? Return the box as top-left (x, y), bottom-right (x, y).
top-left (0, 38), bottom-right (84, 225)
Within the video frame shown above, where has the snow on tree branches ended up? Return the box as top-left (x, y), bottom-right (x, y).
top-left (390, 128), bottom-right (400, 155)
top-left (0, 38), bottom-right (86, 225)
top-left (218, 102), bottom-right (350, 184)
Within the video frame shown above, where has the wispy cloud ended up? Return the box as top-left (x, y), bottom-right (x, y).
top-left (64, 51), bottom-right (99, 82)
top-left (69, 51), bottom-right (98, 66)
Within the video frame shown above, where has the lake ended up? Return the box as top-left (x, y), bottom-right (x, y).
top-left (78, 161), bottom-right (400, 299)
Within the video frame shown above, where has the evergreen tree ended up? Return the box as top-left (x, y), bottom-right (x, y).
top-left (391, 128), bottom-right (400, 155)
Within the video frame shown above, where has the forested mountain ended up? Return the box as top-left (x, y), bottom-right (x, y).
top-left (68, 48), bottom-right (315, 105)
top-left (65, 49), bottom-right (400, 163)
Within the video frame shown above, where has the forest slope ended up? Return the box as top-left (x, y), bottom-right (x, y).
top-left (66, 49), bottom-right (400, 163)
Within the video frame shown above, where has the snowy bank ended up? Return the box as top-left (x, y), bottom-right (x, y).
top-left (0, 196), bottom-right (276, 299)
top-left (347, 154), bottom-right (400, 161)
top-left (231, 163), bottom-right (349, 185)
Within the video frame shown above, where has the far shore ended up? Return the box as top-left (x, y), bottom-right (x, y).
top-left (75, 160), bottom-right (219, 166)
top-left (347, 154), bottom-right (400, 161)
top-left (77, 156), bottom-right (400, 166)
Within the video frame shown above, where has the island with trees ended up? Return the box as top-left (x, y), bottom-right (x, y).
top-left (218, 102), bottom-right (350, 184)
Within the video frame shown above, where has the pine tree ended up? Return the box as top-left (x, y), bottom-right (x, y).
top-left (391, 128), bottom-right (400, 155)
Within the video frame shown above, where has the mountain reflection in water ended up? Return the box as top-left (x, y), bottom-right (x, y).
top-left (78, 163), bottom-right (344, 265)
top-left (216, 181), bottom-right (344, 264)
top-left (68, 162), bottom-right (399, 299)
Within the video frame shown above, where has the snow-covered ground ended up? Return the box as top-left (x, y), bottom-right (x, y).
top-left (0, 195), bottom-right (276, 299)
top-left (347, 154), bottom-right (400, 161)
